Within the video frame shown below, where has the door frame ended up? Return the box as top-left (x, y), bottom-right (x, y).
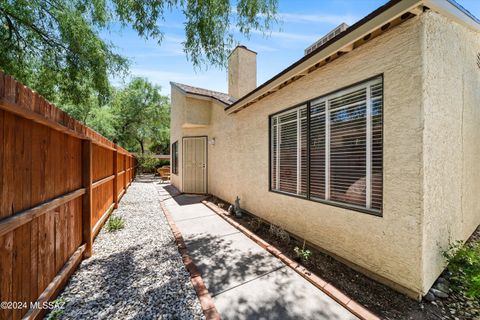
top-left (182, 135), bottom-right (208, 194)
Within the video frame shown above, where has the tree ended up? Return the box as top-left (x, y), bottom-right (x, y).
top-left (0, 0), bottom-right (278, 118)
top-left (0, 0), bottom-right (127, 111)
top-left (111, 78), bottom-right (170, 154)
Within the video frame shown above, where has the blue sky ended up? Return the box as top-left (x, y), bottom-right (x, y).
top-left (103, 0), bottom-right (480, 96)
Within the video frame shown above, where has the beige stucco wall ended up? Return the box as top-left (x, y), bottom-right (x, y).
top-left (421, 11), bottom-right (480, 293)
top-left (170, 86), bottom-right (185, 190)
top-left (184, 96), bottom-right (211, 127)
top-left (171, 15), bottom-right (427, 297)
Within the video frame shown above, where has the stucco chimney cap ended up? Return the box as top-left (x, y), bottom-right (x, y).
top-left (228, 45), bottom-right (257, 58)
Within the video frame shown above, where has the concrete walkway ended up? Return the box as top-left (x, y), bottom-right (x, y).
top-left (158, 185), bottom-right (358, 320)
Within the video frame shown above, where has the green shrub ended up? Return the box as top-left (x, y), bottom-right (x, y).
top-left (46, 297), bottom-right (66, 320)
top-left (137, 153), bottom-right (160, 173)
top-left (294, 240), bottom-right (312, 262)
top-left (443, 240), bottom-right (480, 298)
top-left (158, 159), bottom-right (170, 167)
top-left (106, 216), bottom-right (125, 232)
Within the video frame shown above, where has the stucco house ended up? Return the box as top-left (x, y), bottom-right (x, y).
top-left (169, 0), bottom-right (480, 300)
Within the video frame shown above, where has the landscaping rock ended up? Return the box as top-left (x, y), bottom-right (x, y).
top-left (434, 282), bottom-right (449, 293)
top-left (431, 288), bottom-right (449, 299)
top-left (424, 292), bottom-right (436, 302)
top-left (52, 175), bottom-right (204, 320)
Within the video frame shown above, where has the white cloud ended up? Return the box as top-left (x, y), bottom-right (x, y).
top-left (250, 29), bottom-right (318, 43)
top-left (247, 43), bottom-right (279, 52)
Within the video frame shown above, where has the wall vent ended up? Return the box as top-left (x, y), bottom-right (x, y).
top-left (477, 53), bottom-right (480, 69)
top-left (304, 23), bottom-right (349, 56)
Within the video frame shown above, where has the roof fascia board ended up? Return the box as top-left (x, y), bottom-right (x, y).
top-left (423, 0), bottom-right (480, 31)
top-left (170, 82), bottom-right (187, 94)
top-left (226, 0), bottom-right (422, 114)
top-left (185, 92), bottom-right (229, 107)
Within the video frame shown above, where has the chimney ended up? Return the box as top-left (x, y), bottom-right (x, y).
top-left (228, 46), bottom-right (257, 99)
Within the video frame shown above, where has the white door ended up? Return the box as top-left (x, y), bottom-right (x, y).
top-left (183, 137), bottom-right (207, 194)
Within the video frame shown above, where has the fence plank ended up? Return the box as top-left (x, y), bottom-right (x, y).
top-left (37, 211), bottom-right (55, 298)
top-left (1, 112), bottom-right (16, 219)
top-left (0, 233), bottom-right (13, 320)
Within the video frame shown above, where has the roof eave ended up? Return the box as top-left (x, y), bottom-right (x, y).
top-left (424, 0), bottom-right (480, 30)
top-left (225, 0), bottom-right (423, 114)
top-left (170, 82), bottom-right (231, 107)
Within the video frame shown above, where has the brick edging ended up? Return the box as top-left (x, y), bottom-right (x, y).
top-left (201, 200), bottom-right (380, 320)
top-left (160, 200), bottom-right (221, 320)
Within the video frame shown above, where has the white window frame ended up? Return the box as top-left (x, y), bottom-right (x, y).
top-left (270, 76), bottom-right (383, 215)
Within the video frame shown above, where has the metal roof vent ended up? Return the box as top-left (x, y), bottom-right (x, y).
top-left (304, 23), bottom-right (349, 56)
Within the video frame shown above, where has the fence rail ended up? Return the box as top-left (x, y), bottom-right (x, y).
top-left (0, 71), bottom-right (136, 319)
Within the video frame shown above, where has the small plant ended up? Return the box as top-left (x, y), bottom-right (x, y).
top-left (269, 224), bottom-right (290, 243)
top-left (46, 297), bottom-right (66, 320)
top-left (106, 216), bottom-right (125, 232)
top-left (443, 240), bottom-right (480, 298)
top-left (294, 240), bottom-right (312, 262)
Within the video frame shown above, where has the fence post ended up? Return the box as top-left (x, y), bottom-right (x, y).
top-left (123, 154), bottom-right (127, 192)
top-left (82, 139), bottom-right (93, 258)
top-left (113, 146), bottom-right (118, 209)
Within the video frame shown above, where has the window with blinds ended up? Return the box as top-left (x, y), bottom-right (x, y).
top-left (172, 141), bottom-right (178, 174)
top-left (271, 106), bottom-right (308, 195)
top-left (270, 76), bottom-right (383, 214)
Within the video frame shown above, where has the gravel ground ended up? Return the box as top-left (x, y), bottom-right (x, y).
top-left (51, 175), bottom-right (204, 320)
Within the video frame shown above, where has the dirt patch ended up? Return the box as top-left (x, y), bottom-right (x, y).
top-left (207, 196), bottom-right (479, 320)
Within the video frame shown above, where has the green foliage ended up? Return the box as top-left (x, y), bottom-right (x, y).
top-left (0, 0), bottom-right (278, 116)
top-left (443, 240), bottom-right (480, 298)
top-left (137, 153), bottom-right (161, 173)
top-left (0, 0), bottom-right (128, 114)
top-left (294, 240), bottom-right (312, 262)
top-left (158, 159), bottom-right (170, 167)
top-left (87, 105), bottom-right (117, 140)
top-left (183, 0), bottom-right (278, 68)
top-left (46, 297), bottom-right (67, 320)
top-left (111, 78), bottom-right (170, 153)
top-left (106, 216), bottom-right (125, 232)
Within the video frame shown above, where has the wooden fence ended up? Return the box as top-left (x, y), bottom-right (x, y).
top-left (0, 71), bottom-right (136, 319)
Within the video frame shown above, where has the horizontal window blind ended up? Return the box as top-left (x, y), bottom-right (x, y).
top-left (271, 106), bottom-right (307, 195)
top-left (270, 77), bottom-right (383, 214)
